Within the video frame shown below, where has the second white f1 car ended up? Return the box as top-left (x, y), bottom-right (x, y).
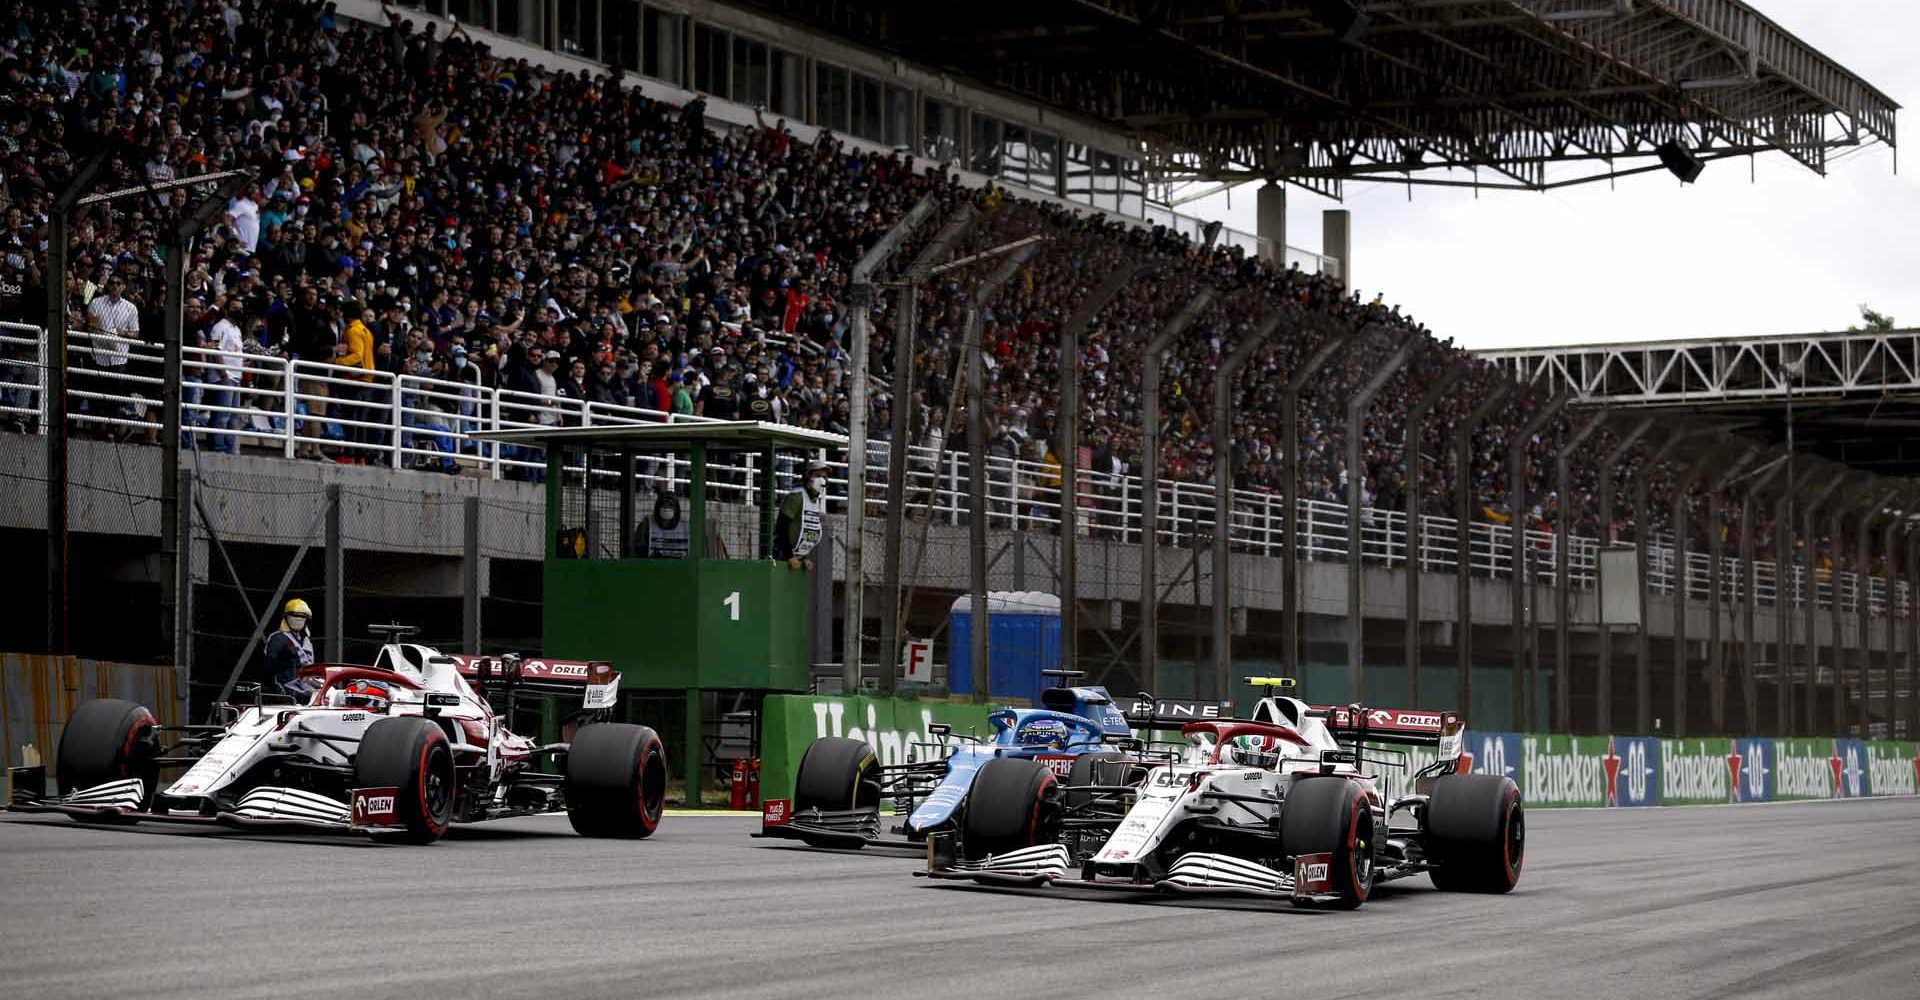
top-left (9, 626), bottom-right (667, 843)
top-left (921, 679), bottom-right (1522, 909)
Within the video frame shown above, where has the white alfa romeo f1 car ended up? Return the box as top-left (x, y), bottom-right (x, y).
top-left (920, 679), bottom-right (1522, 909)
top-left (9, 626), bottom-right (667, 843)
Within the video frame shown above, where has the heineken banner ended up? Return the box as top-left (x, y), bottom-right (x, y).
top-left (1866, 741), bottom-right (1919, 798)
top-left (760, 694), bottom-right (995, 802)
top-left (755, 694), bottom-right (1918, 810)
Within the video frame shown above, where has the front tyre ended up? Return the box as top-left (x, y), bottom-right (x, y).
top-left (356, 717), bottom-right (457, 844)
top-left (564, 723), bottom-right (668, 839)
top-left (1426, 774), bottom-right (1524, 893)
top-left (959, 758), bottom-right (1061, 861)
top-left (1282, 776), bottom-right (1375, 910)
top-left (791, 737), bottom-right (880, 848)
top-left (56, 698), bottom-right (160, 819)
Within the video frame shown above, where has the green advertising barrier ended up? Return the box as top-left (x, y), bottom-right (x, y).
top-left (1519, 734), bottom-right (1612, 808)
top-left (761, 695), bottom-right (996, 803)
top-left (1773, 738), bottom-right (1843, 801)
top-left (1658, 738), bottom-right (1736, 805)
top-left (1866, 741), bottom-right (1918, 798)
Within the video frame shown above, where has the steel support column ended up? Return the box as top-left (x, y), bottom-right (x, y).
top-left (1059, 263), bottom-right (1139, 678)
top-left (1880, 493), bottom-right (1915, 738)
top-left (1509, 393), bottom-right (1569, 732)
top-left (843, 195), bottom-right (935, 691)
top-left (1554, 410), bottom-right (1607, 732)
top-left (1453, 383), bottom-right (1514, 722)
top-left (1138, 292), bottom-right (1213, 696)
top-left (1635, 433), bottom-right (1695, 735)
top-left (1212, 314), bottom-right (1284, 700)
top-left (1594, 419), bottom-right (1652, 736)
top-left (44, 153), bottom-right (108, 655)
top-left (1853, 488), bottom-right (1900, 734)
top-left (1703, 449), bottom-right (1758, 735)
top-left (1805, 475), bottom-right (1860, 734)
top-left (963, 243), bottom-right (1041, 702)
top-left (1281, 322), bottom-right (1355, 674)
top-left (879, 206), bottom-right (976, 686)
top-left (1738, 462), bottom-right (1785, 735)
top-left (1827, 479), bottom-right (1877, 734)
top-left (1909, 530), bottom-right (1919, 739)
top-left (1402, 361), bottom-right (1469, 703)
top-left (1668, 449), bottom-right (1729, 739)
top-left (1345, 334), bottom-right (1420, 698)
top-left (1775, 467), bottom-right (1820, 735)
top-left (324, 484), bottom-right (344, 663)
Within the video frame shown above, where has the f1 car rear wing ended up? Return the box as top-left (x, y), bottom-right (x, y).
top-left (1308, 705), bottom-right (1463, 749)
top-left (449, 655), bottom-right (620, 710)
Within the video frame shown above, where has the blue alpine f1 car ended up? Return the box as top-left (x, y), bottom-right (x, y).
top-left (756, 673), bottom-right (1144, 857)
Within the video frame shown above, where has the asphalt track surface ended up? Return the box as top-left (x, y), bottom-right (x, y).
top-left (2, 799), bottom-right (1917, 1000)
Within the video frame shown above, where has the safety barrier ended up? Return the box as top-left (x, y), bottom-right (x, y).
top-left (3, 323), bottom-right (1908, 620)
top-left (755, 694), bottom-right (1918, 814)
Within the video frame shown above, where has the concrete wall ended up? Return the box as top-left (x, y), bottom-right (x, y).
top-left (1, 433), bottom-right (1895, 652)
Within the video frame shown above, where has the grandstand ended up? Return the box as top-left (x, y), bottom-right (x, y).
top-left (0, 0), bottom-right (1910, 744)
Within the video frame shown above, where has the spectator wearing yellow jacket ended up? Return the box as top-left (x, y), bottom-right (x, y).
top-left (333, 303), bottom-right (379, 464)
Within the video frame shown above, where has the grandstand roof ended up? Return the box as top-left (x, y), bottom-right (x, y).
top-left (744, 0), bottom-right (1897, 197)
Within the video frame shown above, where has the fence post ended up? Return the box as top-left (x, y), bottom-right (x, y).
top-left (282, 359), bottom-right (297, 459)
top-left (389, 375), bottom-right (405, 469)
top-left (488, 391), bottom-right (503, 480)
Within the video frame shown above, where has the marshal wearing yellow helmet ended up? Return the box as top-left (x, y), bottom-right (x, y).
top-left (266, 598), bottom-right (316, 702)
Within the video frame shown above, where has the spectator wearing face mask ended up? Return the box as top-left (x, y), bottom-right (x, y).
top-left (772, 459), bottom-right (831, 570)
top-left (450, 343), bottom-right (482, 452)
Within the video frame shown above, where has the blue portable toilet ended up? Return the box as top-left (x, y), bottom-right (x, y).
top-left (947, 591), bottom-right (1061, 705)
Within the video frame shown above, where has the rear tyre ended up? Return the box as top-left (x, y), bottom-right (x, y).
top-left (57, 698), bottom-right (160, 819)
top-left (959, 758), bottom-right (1061, 861)
top-left (564, 723), bottom-right (667, 839)
top-left (1426, 774), bottom-right (1524, 893)
top-left (1282, 776), bottom-right (1375, 910)
top-left (355, 717), bottom-right (457, 844)
top-left (791, 737), bottom-right (880, 848)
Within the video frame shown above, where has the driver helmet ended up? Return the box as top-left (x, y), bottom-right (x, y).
top-left (336, 678), bottom-right (392, 712)
top-left (1224, 733), bottom-right (1281, 769)
top-left (1015, 717), bottom-right (1069, 750)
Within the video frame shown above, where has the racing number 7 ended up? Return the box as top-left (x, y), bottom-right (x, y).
top-left (723, 590), bottom-right (740, 621)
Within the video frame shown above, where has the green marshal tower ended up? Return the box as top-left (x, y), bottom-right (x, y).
top-left (477, 421), bottom-right (846, 806)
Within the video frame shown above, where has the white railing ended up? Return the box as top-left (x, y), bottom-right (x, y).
top-left (7, 323), bottom-right (1910, 619)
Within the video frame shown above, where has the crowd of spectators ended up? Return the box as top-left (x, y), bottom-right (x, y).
top-left (0, 0), bottom-right (1879, 572)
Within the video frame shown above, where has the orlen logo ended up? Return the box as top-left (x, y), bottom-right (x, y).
top-left (535, 661), bottom-right (590, 679)
top-left (350, 786), bottom-right (400, 826)
top-left (1302, 862), bottom-right (1329, 883)
top-left (1392, 712), bottom-right (1441, 729)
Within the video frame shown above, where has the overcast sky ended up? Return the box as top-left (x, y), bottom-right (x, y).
top-left (1185, 0), bottom-right (1917, 351)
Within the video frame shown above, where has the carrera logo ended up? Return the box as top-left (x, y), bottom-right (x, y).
top-left (763, 799), bottom-right (791, 826)
top-left (350, 787), bottom-right (401, 826)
